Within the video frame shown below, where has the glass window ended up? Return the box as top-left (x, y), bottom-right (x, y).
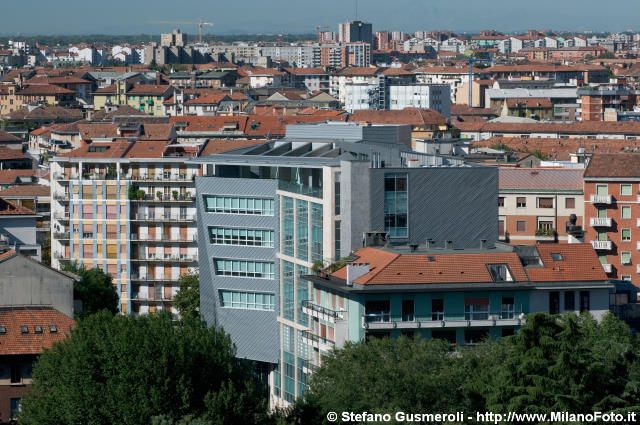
top-left (214, 259), bottom-right (275, 279)
top-left (622, 206), bottom-right (631, 219)
top-left (580, 291), bottom-right (590, 312)
top-left (464, 298), bottom-right (489, 320)
top-left (282, 197), bottom-right (294, 257)
top-left (501, 297), bottom-right (515, 319)
top-left (537, 197), bottom-right (553, 208)
top-left (203, 196), bottom-right (274, 215)
top-left (622, 229), bottom-right (631, 241)
top-left (564, 291), bottom-right (575, 311)
top-left (296, 200), bottom-right (308, 261)
top-left (516, 220), bottom-right (526, 232)
top-left (549, 292), bottom-right (560, 314)
top-left (384, 173), bottom-right (408, 238)
top-left (621, 184), bottom-right (632, 196)
top-left (498, 197), bottom-right (504, 207)
top-left (311, 203), bottom-right (323, 262)
top-left (219, 290), bottom-right (275, 310)
top-left (596, 184), bottom-right (608, 196)
top-left (283, 261), bottom-right (295, 321)
top-left (621, 252), bottom-right (632, 265)
top-left (209, 227), bottom-right (274, 247)
top-left (516, 197), bottom-right (526, 208)
top-left (565, 198), bottom-right (575, 209)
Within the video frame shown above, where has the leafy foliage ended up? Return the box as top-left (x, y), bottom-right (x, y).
top-left (63, 263), bottom-right (119, 318)
top-left (18, 311), bottom-right (272, 425)
top-left (287, 313), bottom-right (640, 423)
top-left (174, 273), bottom-right (201, 319)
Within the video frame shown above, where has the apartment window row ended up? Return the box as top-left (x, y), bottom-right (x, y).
top-left (219, 290), bottom-right (275, 311)
top-left (509, 196), bottom-right (576, 209)
top-left (204, 196), bottom-right (275, 216)
top-left (596, 184), bottom-right (635, 196)
top-left (214, 259), bottom-right (275, 279)
top-left (549, 291), bottom-right (590, 314)
top-left (209, 227), bottom-right (274, 247)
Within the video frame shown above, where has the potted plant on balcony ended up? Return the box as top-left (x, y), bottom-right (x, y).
top-left (311, 260), bottom-right (324, 276)
top-left (172, 190), bottom-right (179, 200)
top-left (156, 191), bottom-right (163, 200)
top-left (136, 189), bottom-right (145, 200)
top-left (128, 185), bottom-right (137, 200)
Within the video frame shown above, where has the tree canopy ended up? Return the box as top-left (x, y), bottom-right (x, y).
top-left (289, 313), bottom-right (640, 424)
top-left (63, 263), bottom-right (119, 318)
top-left (173, 273), bottom-right (201, 320)
top-left (18, 311), bottom-right (272, 425)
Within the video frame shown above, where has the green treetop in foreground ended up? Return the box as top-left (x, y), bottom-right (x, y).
top-left (288, 313), bottom-right (640, 425)
top-left (18, 311), bottom-right (273, 425)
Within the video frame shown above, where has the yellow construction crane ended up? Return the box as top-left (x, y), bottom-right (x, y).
top-left (150, 20), bottom-right (214, 43)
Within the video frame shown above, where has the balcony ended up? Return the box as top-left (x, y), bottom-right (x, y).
top-left (300, 359), bottom-right (318, 375)
top-left (602, 263), bottom-right (613, 273)
top-left (301, 301), bottom-right (344, 323)
top-left (590, 217), bottom-right (612, 227)
top-left (130, 235), bottom-right (198, 243)
top-left (130, 174), bottom-right (196, 183)
top-left (53, 231), bottom-right (70, 240)
top-left (130, 194), bottom-right (194, 203)
top-left (590, 194), bottom-right (612, 204)
top-left (362, 310), bottom-right (524, 330)
top-left (53, 212), bottom-right (69, 221)
top-left (131, 255), bottom-right (197, 263)
top-left (301, 330), bottom-right (335, 352)
top-left (130, 274), bottom-right (178, 282)
top-left (535, 228), bottom-right (556, 242)
top-left (591, 240), bottom-right (613, 250)
top-left (131, 213), bottom-right (196, 222)
top-left (53, 193), bottom-right (70, 201)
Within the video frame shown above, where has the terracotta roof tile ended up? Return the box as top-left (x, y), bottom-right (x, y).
top-left (0, 307), bottom-right (74, 355)
top-left (0, 185), bottom-right (50, 198)
top-left (0, 197), bottom-right (36, 215)
top-left (200, 139), bottom-right (266, 156)
top-left (350, 108), bottom-right (446, 126)
top-left (0, 170), bottom-right (37, 184)
top-left (499, 168), bottom-right (584, 190)
top-left (0, 130), bottom-right (21, 143)
top-left (584, 153), bottom-right (640, 178)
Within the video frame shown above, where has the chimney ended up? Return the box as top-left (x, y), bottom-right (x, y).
top-left (480, 239), bottom-right (487, 249)
top-left (426, 238), bottom-right (433, 249)
top-left (409, 243), bottom-right (418, 252)
top-left (445, 240), bottom-right (453, 249)
top-left (346, 262), bottom-right (370, 286)
top-left (156, 73), bottom-right (162, 85)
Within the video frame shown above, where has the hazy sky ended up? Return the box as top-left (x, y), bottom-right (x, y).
top-left (2, 0), bottom-right (640, 35)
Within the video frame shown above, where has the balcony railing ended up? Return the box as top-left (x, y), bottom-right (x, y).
top-left (131, 213), bottom-right (196, 222)
top-left (53, 231), bottom-right (70, 239)
top-left (130, 274), bottom-right (178, 282)
top-left (590, 217), bottom-right (612, 227)
top-left (302, 301), bottom-right (344, 321)
top-left (590, 194), bottom-right (613, 204)
top-left (362, 309), bottom-right (523, 329)
top-left (602, 263), bottom-right (613, 273)
top-left (591, 240), bottom-right (613, 250)
top-left (53, 212), bottom-right (69, 220)
top-left (130, 174), bottom-right (196, 183)
top-left (131, 235), bottom-right (198, 243)
top-left (301, 330), bottom-right (335, 350)
top-left (53, 193), bottom-right (70, 201)
top-left (277, 181), bottom-right (323, 199)
top-left (131, 255), bottom-right (197, 263)
top-left (130, 194), bottom-right (194, 202)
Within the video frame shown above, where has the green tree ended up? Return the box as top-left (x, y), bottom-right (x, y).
top-left (486, 313), bottom-right (639, 414)
top-left (18, 311), bottom-right (272, 425)
top-left (174, 273), bottom-right (200, 319)
top-left (63, 263), bottom-right (119, 317)
top-left (40, 237), bottom-right (51, 266)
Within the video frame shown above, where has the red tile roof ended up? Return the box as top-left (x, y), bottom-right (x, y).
top-left (0, 169), bottom-right (37, 184)
top-left (331, 244), bottom-right (606, 285)
top-left (350, 108), bottom-right (447, 127)
top-left (124, 140), bottom-right (170, 158)
top-left (0, 307), bottom-right (74, 355)
top-left (0, 130), bottom-right (21, 143)
top-left (126, 84), bottom-right (170, 95)
top-left (505, 98), bottom-right (554, 108)
top-left (499, 168), bottom-right (584, 190)
top-left (455, 120), bottom-right (640, 135)
top-left (18, 84), bottom-right (75, 95)
top-left (584, 153), bottom-right (640, 178)
top-left (200, 139), bottom-right (266, 156)
top-left (0, 146), bottom-right (28, 160)
top-left (60, 140), bottom-right (133, 158)
top-left (184, 93), bottom-right (229, 105)
top-left (337, 67), bottom-right (381, 76)
top-left (0, 185), bottom-right (50, 198)
top-left (0, 197), bottom-right (36, 215)
top-left (284, 67), bottom-right (327, 75)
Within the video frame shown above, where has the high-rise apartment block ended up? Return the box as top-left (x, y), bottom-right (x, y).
top-left (338, 21), bottom-right (373, 45)
top-left (50, 140), bottom-right (201, 315)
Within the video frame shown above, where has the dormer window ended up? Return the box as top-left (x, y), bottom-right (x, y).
top-left (21, 326), bottom-right (29, 334)
top-left (487, 264), bottom-right (514, 282)
top-left (551, 253), bottom-right (564, 261)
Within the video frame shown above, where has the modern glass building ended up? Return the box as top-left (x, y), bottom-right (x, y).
top-left (192, 122), bottom-right (499, 406)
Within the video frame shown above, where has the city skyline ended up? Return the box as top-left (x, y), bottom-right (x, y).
top-left (2, 0), bottom-right (640, 36)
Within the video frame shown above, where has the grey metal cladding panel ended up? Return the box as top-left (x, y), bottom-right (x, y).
top-left (286, 124), bottom-right (364, 140)
top-left (195, 177), bottom-right (279, 198)
top-left (208, 245), bottom-right (276, 261)
top-left (370, 167), bottom-right (499, 249)
top-left (217, 308), bottom-right (280, 362)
